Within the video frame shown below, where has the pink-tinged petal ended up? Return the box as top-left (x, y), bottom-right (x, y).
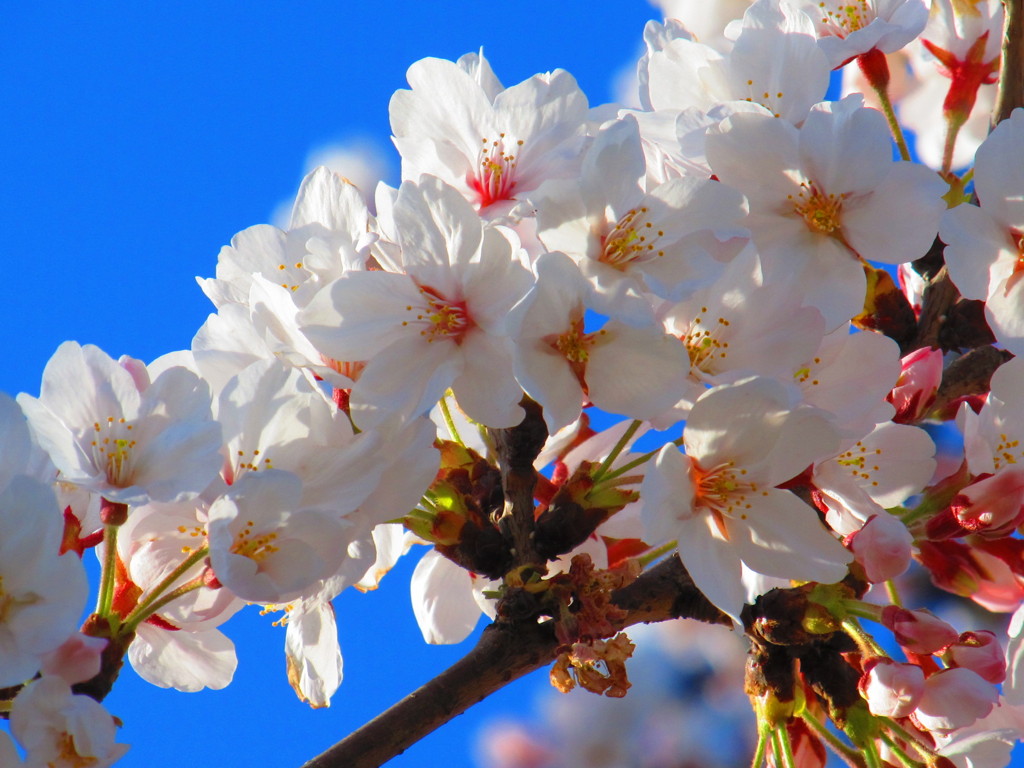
top-left (941, 203), bottom-right (1016, 301)
top-left (586, 322), bottom-right (690, 422)
top-left (729, 488), bottom-right (850, 584)
top-left (860, 658), bottom-right (925, 718)
top-left (411, 549), bottom-right (482, 644)
top-left (0, 394), bottom-right (30, 491)
top-left (842, 162), bottom-right (946, 264)
top-left (130, 623), bottom-right (236, 692)
top-left (706, 112), bottom-right (802, 209)
top-left (450, 332), bottom-right (524, 428)
top-left (760, 406), bottom-right (841, 486)
top-left (799, 99), bottom-right (891, 196)
top-left (849, 512), bottom-right (913, 583)
top-left (915, 668), bottom-right (998, 732)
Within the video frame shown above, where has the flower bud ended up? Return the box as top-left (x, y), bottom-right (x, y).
top-left (887, 347), bottom-right (942, 423)
top-left (40, 633), bottom-right (107, 685)
top-left (849, 513), bottom-right (912, 583)
top-left (859, 658), bottom-right (925, 718)
top-left (913, 668), bottom-right (998, 732)
top-left (943, 630), bottom-right (1006, 684)
top-left (881, 606), bottom-right (958, 654)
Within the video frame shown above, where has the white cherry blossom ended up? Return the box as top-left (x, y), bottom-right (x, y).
top-left (641, 376), bottom-right (850, 621)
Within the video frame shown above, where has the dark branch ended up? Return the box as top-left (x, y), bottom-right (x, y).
top-left (994, 0), bottom-right (1024, 125)
top-left (492, 397), bottom-right (547, 567)
top-left (300, 555), bottom-right (728, 768)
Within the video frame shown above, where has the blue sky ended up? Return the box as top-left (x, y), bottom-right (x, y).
top-left (1, 3), bottom-right (663, 766)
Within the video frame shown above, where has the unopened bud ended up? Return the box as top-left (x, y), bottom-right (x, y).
top-left (849, 513), bottom-right (912, 583)
top-left (943, 630), bottom-right (1006, 684)
top-left (859, 658), bottom-right (925, 718)
top-left (881, 606), bottom-right (958, 654)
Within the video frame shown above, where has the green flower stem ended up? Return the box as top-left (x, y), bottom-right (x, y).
top-left (95, 523), bottom-right (120, 616)
top-left (120, 545), bottom-right (209, 633)
top-left (591, 420), bottom-right (642, 483)
top-left (439, 395), bottom-right (465, 446)
top-left (799, 710), bottom-right (866, 768)
top-left (843, 600), bottom-right (885, 622)
top-left (878, 717), bottom-right (940, 760)
top-left (879, 731), bottom-right (925, 768)
top-left (636, 541), bottom-right (676, 568)
top-left (123, 576), bottom-right (207, 633)
top-left (873, 82), bottom-right (912, 162)
top-left (750, 727), bottom-right (769, 768)
top-left (841, 616), bottom-right (887, 658)
top-left (884, 580), bottom-right (903, 608)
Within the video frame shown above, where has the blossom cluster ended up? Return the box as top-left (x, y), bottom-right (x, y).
top-left (2, 0), bottom-right (1023, 765)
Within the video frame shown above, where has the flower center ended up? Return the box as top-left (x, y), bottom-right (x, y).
top-left (599, 206), bottom-right (665, 270)
top-left (406, 285), bottom-right (474, 344)
top-left (232, 519), bottom-right (280, 563)
top-left (790, 182), bottom-right (845, 235)
top-left (470, 133), bottom-right (523, 209)
top-left (690, 459), bottom-right (765, 529)
top-left (817, 1), bottom-right (874, 36)
top-left (992, 432), bottom-right (1024, 471)
top-left (56, 731), bottom-right (97, 768)
top-left (276, 259), bottom-right (310, 293)
top-left (682, 306), bottom-right (732, 374)
top-left (90, 416), bottom-right (137, 487)
top-left (547, 314), bottom-right (606, 391)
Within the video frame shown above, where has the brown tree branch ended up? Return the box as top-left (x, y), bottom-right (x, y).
top-left (492, 397), bottom-right (547, 567)
top-left (994, 0), bottom-right (1024, 126)
top-left (300, 555), bottom-right (729, 768)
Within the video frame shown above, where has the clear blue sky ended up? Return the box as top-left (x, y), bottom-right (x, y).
top-left (1, 3), bottom-right (661, 766)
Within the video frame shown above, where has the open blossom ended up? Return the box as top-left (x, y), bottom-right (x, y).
top-left (534, 116), bottom-right (748, 325)
top-left (390, 52), bottom-right (589, 218)
top-left (9, 676), bottom-right (128, 768)
top-left (301, 177), bottom-right (532, 429)
top-left (941, 109), bottom-right (1024, 356)
top-left (640, 376), bottom-right (850, 620)
top-left (17, 342), bottom-right (222, 506)
top-left (207, 470), bottom-right (351, 604)
top-left (509, 252), bottom-right (690, 432)
top-left (706, 96), bottom-right (946, 329)
top-left (790, 0), bottom-right (929, 67)
top-left (641, 0), bottom-right (831, 123)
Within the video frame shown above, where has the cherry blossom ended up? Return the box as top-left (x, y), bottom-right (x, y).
top-left (641, 376), bottom-right (850, 620)
top-left (706, 96), bottom-right (946, 329)
top-left (300, 176), bottom-right (532, 428)
top-left (390, 52), bottom-right (589, 218)
top-left (17, 342), bottom-right (222, 506)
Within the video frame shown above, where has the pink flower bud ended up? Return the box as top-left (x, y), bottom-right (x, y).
top-left (943, 630), bottom-right (1006, 684)
top-left (882, 607), bottom-right (958, 654)
top-left (887, 347), bottom-right (942, 423)
top-left (913, 667), bottom-right (998, 732)
top-left (950, 470), bottom-right (1024, 535)
top-left (40, 633), bottom-right (107, 685)
top-left (849, 513), bottom-right (912, 583)
top-left (859, 658), bottom-right (925, 718)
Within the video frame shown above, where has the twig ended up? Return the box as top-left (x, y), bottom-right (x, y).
top-left (300, 555), bottom-right (729, 768)
top-left (492, 397), bottom-right (547, 567)
top-left (993, 0), bottom-right (1024, 126)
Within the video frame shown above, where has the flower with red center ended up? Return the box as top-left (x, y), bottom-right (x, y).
top-left (390, 52), bottom-right (588, 219)
top-left (300, 177), bottom-right (532, 428)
